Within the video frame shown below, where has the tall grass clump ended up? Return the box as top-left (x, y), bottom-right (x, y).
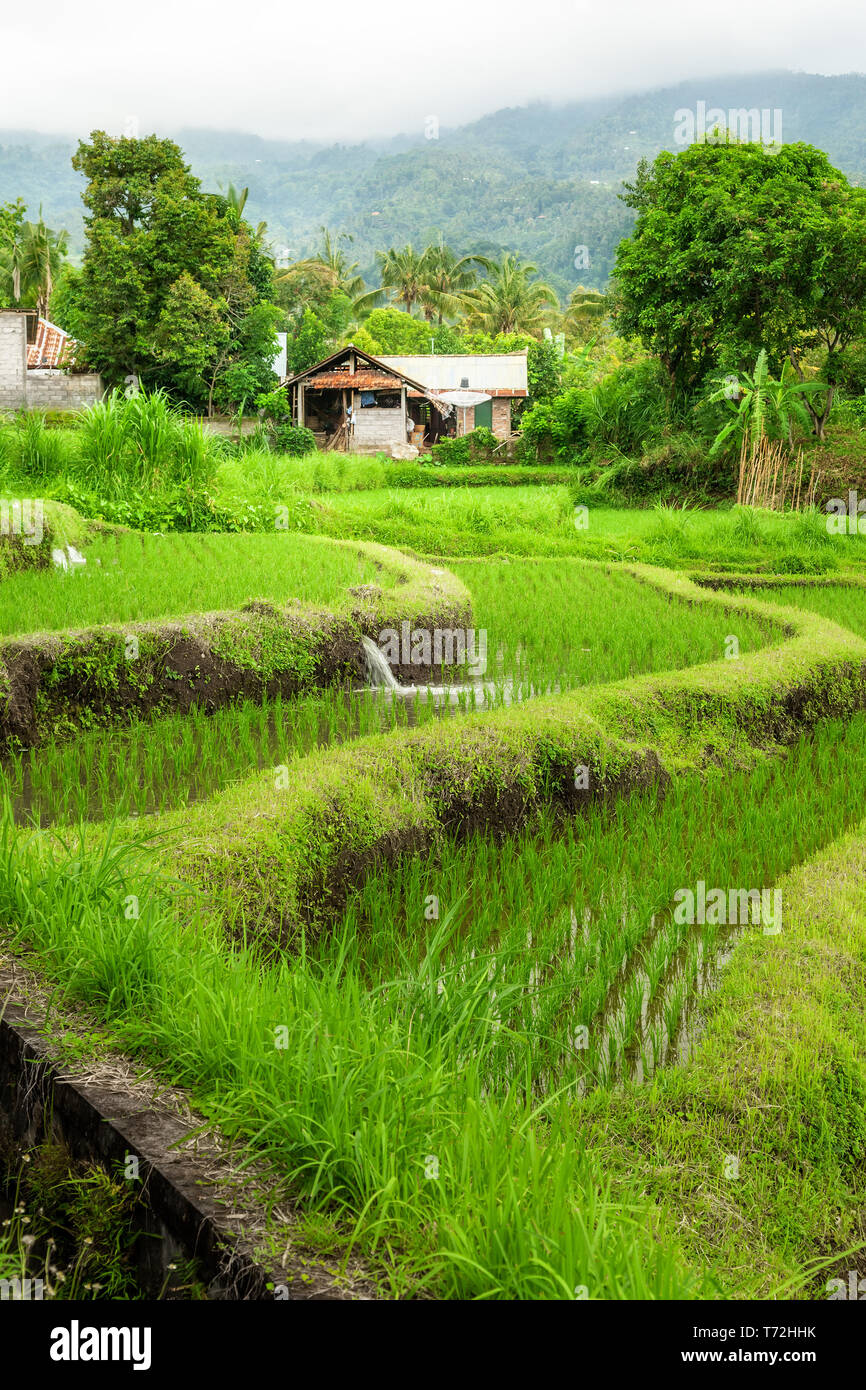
top-left (74, 390), bottom-right (222, 499)
top-left (0, 411), bottom-right (77, 482)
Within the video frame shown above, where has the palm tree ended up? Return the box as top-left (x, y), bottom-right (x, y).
top-left (225, 183), bottom-right (249, 218)
top-left (564, 285), bottom-right (610, 335)
top-left (278, 227), bottom-right (375, 316)
top-left (1, 214), bottom-right (68, 319)
top-left (464, 253), bottom-right (558, 334)
top-left (417, 243), bottom-right (492, 324)
top-left (220, 183), bottom-right (268, 241)
top-left (375, 244), bottom-right (428, 315)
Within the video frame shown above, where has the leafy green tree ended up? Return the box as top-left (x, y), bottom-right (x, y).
top-left (352, 307), bottom-right (431, 355)
top-left (287, 308), bottom-right (332, 375)
top-left (613, 141), bottom-right (866, 431)
top-left (526, 339), bottom-right (562, 403)
top-left (152, 271), bottom-right (229, 401)
top-left (68, 132), bottom-right (279, 409)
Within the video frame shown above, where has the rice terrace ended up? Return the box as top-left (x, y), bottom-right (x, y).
top-left (2, 24), bottom-right (866, 1339)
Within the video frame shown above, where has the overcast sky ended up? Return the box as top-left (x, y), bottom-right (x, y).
top-left (2, 0), bottom-right (865, 142)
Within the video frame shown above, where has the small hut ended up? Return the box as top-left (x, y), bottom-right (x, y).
top-left (281, 344), bottom-right (528, 453)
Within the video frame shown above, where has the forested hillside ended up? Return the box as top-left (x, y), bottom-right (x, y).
top-left (2, 70), bottom-right (865, 295)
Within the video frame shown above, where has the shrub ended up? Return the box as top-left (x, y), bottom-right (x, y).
top-left (581, 358), bottom-right (672, 455)
top-left (432, 427), bottom-right (499, 466)
top-left (518, 391), bottom-right (587, 463)
top-left (272, 423), bottom-right (316, 457)
top-left (774, 549), bottom-right (838, 574)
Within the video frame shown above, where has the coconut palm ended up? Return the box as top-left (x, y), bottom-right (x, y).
top-left (1, 214), bottom-right (68, 319)
top-left (374, 244), bottom-right (428, 315)
top-left (417, 243), bottom-right (492, 324)
top-left (279, 227), bottom-right (374, 315)
top-left (464, 253), bottom-right (558, 334)
top-left (564, 285), bottom-right (610, 334)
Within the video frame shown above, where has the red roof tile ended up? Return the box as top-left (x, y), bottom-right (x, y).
top-left (27, 318), bottom-right (76, 370)
top-left (304, 371), bottom-right (404, 390)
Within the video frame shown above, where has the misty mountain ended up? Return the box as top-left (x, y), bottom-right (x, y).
top-left (2, 70), bottom-right (865, 298)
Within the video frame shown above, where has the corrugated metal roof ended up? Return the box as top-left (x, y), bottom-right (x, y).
top-left (379, 353), bottom-right (528, 394)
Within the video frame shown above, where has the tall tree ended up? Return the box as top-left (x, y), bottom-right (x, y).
top-left (417, 243), bottom-right (491, 324)
top-left (375, 244), bottom-right (427, 315)
top-left (20, 215), bottom-right (68, 319)
top-left (464, 253), bottom-right (558, 334)
top-left (613, 140), bottom-right (866, 429)
top-left (278, 227), bottom-right (373, 316)
top-left (0, 202), bottom-right (67, 317)
top-left (69, 131), bottom-right (280, 409)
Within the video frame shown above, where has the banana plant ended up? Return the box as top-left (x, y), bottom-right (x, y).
top-left (708, 349), bottom-right (823, 455)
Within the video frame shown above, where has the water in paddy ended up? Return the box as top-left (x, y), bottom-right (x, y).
top-left (5, 675), bottom-right (559, 829)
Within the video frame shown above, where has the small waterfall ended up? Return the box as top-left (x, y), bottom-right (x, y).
top-left (361, 636), bottom-right (400, 690)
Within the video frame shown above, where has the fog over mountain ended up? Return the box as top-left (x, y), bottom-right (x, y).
top-left (2, 70), bottom-right (865, 295)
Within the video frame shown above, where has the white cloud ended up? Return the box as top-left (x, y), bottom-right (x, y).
top-left (0, 0), bottom-right (864, 141)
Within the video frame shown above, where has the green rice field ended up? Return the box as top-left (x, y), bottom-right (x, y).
top-left (0, 561), bottom-right (776, 824)
top-left (2, 494), bottom-right (866, 1304)
top-left (0, 531), bottom-right (392, 635)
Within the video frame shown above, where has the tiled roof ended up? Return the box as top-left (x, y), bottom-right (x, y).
top-left (27, 318), bottom-right (76, 369)
top-left (304, 371), bottom-right (404, 390)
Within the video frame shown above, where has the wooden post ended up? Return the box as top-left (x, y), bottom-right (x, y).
top-left (298, 382), bottom-right (305, 427)
top-left (401, 384), bottom-right (407, 442)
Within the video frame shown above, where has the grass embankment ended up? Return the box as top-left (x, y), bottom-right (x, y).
top-left (3, 714), bottom-right (866, 1297)
top-left (0, 539), bottom-right (470, 746)
top-left (133, 565), bottom-right (860, 938)
top-left (2, 561), bottom-right (775, 824)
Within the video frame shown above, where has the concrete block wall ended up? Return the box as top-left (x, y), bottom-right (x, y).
top-left (0, 314), bottom-right (27, 410)
top-left (25, 371), bottom-right (103, 410)
top-left (351, 406), bottom-right (405, 449)
top-left (0, 312), bottom-right (103, 411)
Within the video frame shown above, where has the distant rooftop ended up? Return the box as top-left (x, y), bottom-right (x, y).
top-left (378, 353), bottom-right (528, 396)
